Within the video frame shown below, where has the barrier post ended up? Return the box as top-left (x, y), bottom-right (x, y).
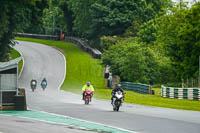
top-left (182, 79), bottom-right (184, 88)
top-left (149, 85), bottom-right (152, 95)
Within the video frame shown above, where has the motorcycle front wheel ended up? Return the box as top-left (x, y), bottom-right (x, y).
top-left (85, 97), bottom-right (89, 104)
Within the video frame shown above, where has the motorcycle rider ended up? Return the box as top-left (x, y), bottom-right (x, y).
top-left (82, 82), bottom-right (94, 101)
top-left (30, 79), bottom-right (37, 91)
top-left (111, 84), bottom-right (125, 104)
top-left (41, 78), bottom-right (47, 90)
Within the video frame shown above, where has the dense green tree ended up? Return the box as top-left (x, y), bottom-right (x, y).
top-left (0, 0), bottom-right (47, 61)
top-left (102, 37), bottom-right (171, 84)
top-left (138, 2), bottom-right (200, 81)
top-left (59, 0), bottom-right (74, 35)
top-left (23, 0), bottom-right (48, 34)
top-left (176, 3), bottom-right (200, 78)
top-left (60, 0), bottom-right (172, 47)
top-left (68, 0), bottom-right (94, 37)
top-left (42, 0), bottom-right (67, 35)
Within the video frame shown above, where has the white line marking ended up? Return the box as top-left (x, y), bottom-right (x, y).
top-left (17, 50), bottom-right (24, 79)
top-left (57, 49), bottom-right (66, 91)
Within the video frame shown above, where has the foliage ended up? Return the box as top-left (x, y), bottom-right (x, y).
top-left (105, 2), bottom-right (200, 84)
top-left (154, 3), bottom-right (200, 79)
top-left (42, 0), bottom-right (67, 35)
top-left (0, 0), bottom-right (47, 61)
top-left (58, 0), bottom-right (172, 47)
top-left (102, 37), bottom-right (167, 84)
top-left (23, 0), bottom-right (48, 34)
top-left (59, 0), bottom-right (74, 35)
top-left (177, 3), bottom-right (200, 78)
top-left (100, 36), bottom-right (121, 51)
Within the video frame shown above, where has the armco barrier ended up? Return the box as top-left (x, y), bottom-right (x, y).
top-left (161, 85), bottom-right (200, 100)
top-left (65, 37), bottom-right (102, 59)
top-left (16, 33), bottom-right (102, 59)
top-left (120, 82), bottom-right (153, 94)
top-left (16, 33), bottom-right (60, 40)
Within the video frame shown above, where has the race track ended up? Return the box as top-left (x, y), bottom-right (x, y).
top-left (5, 40), bottom-right (200, 133)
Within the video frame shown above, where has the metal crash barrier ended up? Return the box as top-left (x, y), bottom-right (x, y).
top-left (120, 82), bottom-right (154, 94)
top-left (161, 85), bottom-right (200, 100)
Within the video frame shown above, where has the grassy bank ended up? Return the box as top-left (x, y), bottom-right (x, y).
top-left (10, 48), bottom-right (23, 74)
top-left (15, 37), bottom-right (200, 111)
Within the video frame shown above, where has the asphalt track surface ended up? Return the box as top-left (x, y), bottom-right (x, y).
top-left (0, 114), bottom-right (94, 133)
top-left (2, 40), bottom-right (199, 133)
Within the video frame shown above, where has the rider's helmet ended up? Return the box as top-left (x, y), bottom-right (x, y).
top-left (115, 84), bottom-right (121, 89)
top-left (87, 82), bottom-right (91, 87)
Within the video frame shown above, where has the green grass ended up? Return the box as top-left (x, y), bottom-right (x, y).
top-left (10, 49), bottom-right (23, 74)
top-left (124, 88), bottom-right (200, 111)
top-left (15, 37), bottom-right (200, 111)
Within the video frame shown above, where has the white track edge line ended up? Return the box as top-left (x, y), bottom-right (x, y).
top-left (56, 49), bottom-right (66, 91)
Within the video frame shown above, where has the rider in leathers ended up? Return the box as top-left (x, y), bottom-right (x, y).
top-left (82, 82), bottom-right (94, 101)
top-left (111, 84), bottom-right (125, 104)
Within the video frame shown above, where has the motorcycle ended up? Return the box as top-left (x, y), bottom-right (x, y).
top-left (41, 80), bottom-right (47, 91)
top-left (84, 89), bottom-right (93, 105)
top-left (112, 91), bottom-right (124, 111)
top-left (31, 79), bottom-right (37, 92)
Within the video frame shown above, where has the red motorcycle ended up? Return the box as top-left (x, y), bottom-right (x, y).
top-left (84, 89), bottom-right (93, 104)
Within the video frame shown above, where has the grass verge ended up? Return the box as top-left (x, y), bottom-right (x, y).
top-left (10, 48), bottom-right (23, 74)
top-left (15, 37), bottom-right (200, 111)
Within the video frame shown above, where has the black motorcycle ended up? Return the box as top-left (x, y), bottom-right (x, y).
top-left (31, 79), bottom-right (37, 92)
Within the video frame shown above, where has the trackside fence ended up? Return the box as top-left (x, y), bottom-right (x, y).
top-left (16, 33), bottom-right (102, 59)
top-left (16, 33), bottom-right (60, 40)
top-left (120, 82), bottom-right (153, 94)
top-left (161, 85), bottom-right (200, 100)
top-left (65, 37), bottom-right (102, 59)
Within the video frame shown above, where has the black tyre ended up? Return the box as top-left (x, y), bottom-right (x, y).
top-left (116, 106), bottom-right (120, 111)
top-left (85, 98), bottom-right (89, 104)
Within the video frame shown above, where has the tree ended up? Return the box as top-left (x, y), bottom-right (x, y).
top-left (0, 0), bottom-right (47, 61)
top-left (139, 2), bottom-right (200, 80)
top-left (59, 0), bottom-right (172, 47)
top-left (176, 3), bottom-right (200, 78)
top-left (23, 0), bottom-right (48, 34)
top-left (102, 37), bottom-right (167, 84)
top-left (59, 0), bottom-right (74, 35)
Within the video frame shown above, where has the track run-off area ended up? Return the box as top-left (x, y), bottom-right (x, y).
top-left (1, 40), bottom-right (200, 133)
